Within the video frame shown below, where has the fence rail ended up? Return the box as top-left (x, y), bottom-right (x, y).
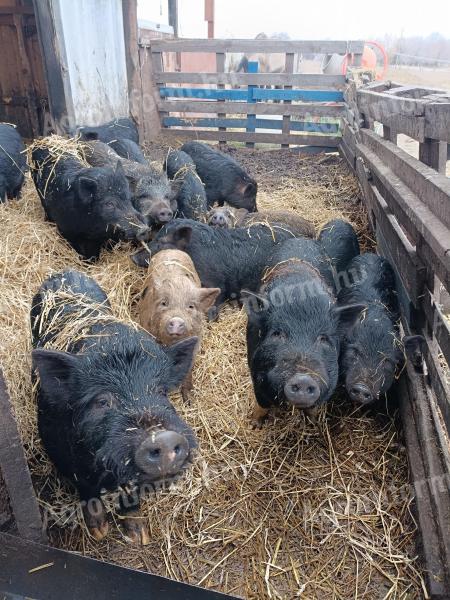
top-left (142, 37), bottom-right (364, 147)
top-left (340, 77), bottom-right (450, 598)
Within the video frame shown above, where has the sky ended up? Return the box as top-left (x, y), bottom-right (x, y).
top-left (138, 0), bottom-right (450, 39)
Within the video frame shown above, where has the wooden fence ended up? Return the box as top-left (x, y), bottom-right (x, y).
top-left (340, 77), bottom-right (450, 598)
top-left (139, 36), bottom-right (364, 147)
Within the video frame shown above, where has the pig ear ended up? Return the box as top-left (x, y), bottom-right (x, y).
top-left (164, 336), bottom-right (198, 389)
top-left (173, 226), bottom-right (192, 250)
top-left (242, 182), bottom-right (256, 197)
top-left (333, 303), bottom-right (366, 328)
top-left (32, 349), bottom-right (80, 403)
top-left (131, 248), bottom-right (151, 268)
top-left (197, 287), bottom-right (221, 312)
top-left (403, 335), bottom-right (425, 369)
top-left (76, 175), bottom-right (97, 203)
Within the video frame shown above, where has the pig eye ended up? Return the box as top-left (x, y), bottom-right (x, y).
top-left (160, 299), bottom-right (168, 307)
top-left (93, 394), bottom-right (114, 410)
top-left (188, 303), bottom-right (195, 310)
top-left (271, 329), bottom-right (284, 339)
top-left (105, 200), bottom-right (115, 209)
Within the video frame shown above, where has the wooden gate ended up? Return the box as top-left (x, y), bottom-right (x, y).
top-left (140, 37), bottom-right (364, 148)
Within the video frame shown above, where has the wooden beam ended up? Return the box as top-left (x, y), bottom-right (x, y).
top-left (158, 99), bottom-right (345, 117)
top-left (0, 369), bottom-right (46, 543)
top-left (121, 0), bottom-right (143, 138)
top-left (424, 102), bottom-right (450, 142)
top-left (216, 51), bottom-right (226, 145)
top-left (282, 52), bottom-right (294, 148)
top-left (0, 532), bottom-right (237, 600)
top-left (159, 129), bottom-right (341, 146)
top-left (162, 116), bottom-right (339, 133)
top-left (146, 38), bottom-right (365, 54)
top-left (153, 72), bottom-right (346, 88)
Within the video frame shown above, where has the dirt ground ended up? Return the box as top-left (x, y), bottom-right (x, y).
top-left (0, 141), bottom-right (427, 599)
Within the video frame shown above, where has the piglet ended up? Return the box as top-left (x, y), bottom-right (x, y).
top-left (138, 249), bottom-right (220, 401)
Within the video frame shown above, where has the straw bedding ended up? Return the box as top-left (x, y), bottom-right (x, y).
top-left (0, 138), bottom-right (426, 599)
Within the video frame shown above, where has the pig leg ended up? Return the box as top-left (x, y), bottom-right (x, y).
top-left (207, 290), bottom-right (226, 322)
top-left (118, 493), bottom-right (150, 546)
top-left (79, 488), bottom-right (109, 541)
top-left (304, 406), bottom-right (319, 424)
top-left (250, 400), bottom-right (269, 429)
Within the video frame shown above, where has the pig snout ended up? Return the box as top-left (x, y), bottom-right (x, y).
top-left (284, 374), bottom-right (321, 407)
top-left (348, 383), bottom-right (374, 405)
top-left (209, 212), bottom-right (229, 228)
top-left (150, 201), bottom-right (173, 224)
top-left (166, 317), bottom-right (186, 337)
top-left (135, 430), bottom-right (189, 478)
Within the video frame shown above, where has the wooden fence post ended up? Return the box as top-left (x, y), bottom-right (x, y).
top-left (281, 52), bottom-right (294, 148)
top-left (246, 60), bottom-right (258, 148)
top-left (419, 138), bottom-right (447, 174)
top-left (216, 52), bottom-right (226, 146)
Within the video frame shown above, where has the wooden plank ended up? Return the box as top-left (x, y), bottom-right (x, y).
top-left (398, 375), bottom-right (450, 599)
top-left (252, 89), bottom-right (344, 102)
top-left (360, 129), bottom-right (450, 229)
top-left (162, 116), bottom-right (339, 133)
top-left (159, 88), bottom-right (249, 100)
top-left (0, 369), bottom-right (46, 543)
top-left (281, 52), bottom-right (295, 149)
top-left (356, 142), bottom-right (450, 290)
top-left (424, 102), bottom-right (450, 142)
top-left (0, 532), bottom-right (237, 600)
top-left (246, 60), bottom-right (258, 148)
top-left (122, 0), bottom-right (143, 137)
top-left (153, 71), bottom-right (347, 87)
top-left (0, 6), bottom-right (34, 14)
top-left (146, 38), bottom-right (365, 54)
top-left (357, 89), bottom-right (426, 117)
top-left (158, 99), bottom-right (345, 117)
top-left (216, 51), bottom-right (226, 145)
top-left (423, 334), bottom-right (450, 434)
top-left (383, 124), bottom-right (398, 144)
top-left (423, 290), bottom-right (450, 368)
top-left (160, 129), bottom-right (341, 146)
top-left (419, 138), bottom-right (447, 174)
top-left (358, 93), bottom-right (425, 140)
top-left (339, 139), bottom-right (356, 173)
top-left (33, 0), bottom-right (71, 132)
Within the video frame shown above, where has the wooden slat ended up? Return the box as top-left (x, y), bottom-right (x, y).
top-left (357, 89), bottom-right (426, 117)
top-left (162, 116), bottom-right (339, 133)
top-left (153, 71), bottom-right (347, 87)
top-left (356, 143), bottom-right (450, 291)
top-left (399, 376), bottom-right (449, 598)
top-left (158, 99), bottom-right (345, 117)
top-left (372, 186), bottom-right (426, 320)
top-left (360, 129), bottom-right (450, 229)
top-left (159, 129), bottom-right (341, 146)
top-left (423, 290), bottom-right (450, 368)
top-left (0, 369), bottom-right (46, 543)
top-left (145, 38), bottom-right (365, 54)
top-left (252, 88), bottom-right (344, 102)
top-left (159, 87), bottom-right (344, 102)
top-left (339, 139), bottom-right (356, 173)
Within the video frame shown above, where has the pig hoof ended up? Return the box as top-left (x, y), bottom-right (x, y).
top-left (250, 404), bottom-right (269, 429)
top-left (88, 520), bottom-right (109, 541)
top-left (250, 417), bottom-right (265, 430)
top-left (181, 387), bottom-right (191, 405)
top-left (122, 517), bottom-right (150, 545)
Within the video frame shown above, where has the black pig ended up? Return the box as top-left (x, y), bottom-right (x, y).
top-left (245, 237), bottom-right (365, 426)
top-left (181, 141), bottom-right (257, 211)
top-left (31, 270), bottom-right (197, 544)
top-left (318, 219), bottom-right (360, 276)
top-left (31, 146), bottom-right (150, 260)
top-left (338, 253), bottom-right (424, 404)
top-left (0, 123), bottom-right (27, 202)
top-left (78, 117), bottom-right (139, 144)
top-left (165, 149), bottom-right (208, 220)
top-left (110, 139), bottom-right (147, 164)
top-left (133, 219), bottom-right (294, 317)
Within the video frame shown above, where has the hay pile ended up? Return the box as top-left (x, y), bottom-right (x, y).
top-left (0, 143), bottom-right (426, 599)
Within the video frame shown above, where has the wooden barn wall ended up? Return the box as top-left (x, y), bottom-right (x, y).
top-left (51, 0), bottom-right (129, 129)
top-left (0, 0), bottom-right (47, 138)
